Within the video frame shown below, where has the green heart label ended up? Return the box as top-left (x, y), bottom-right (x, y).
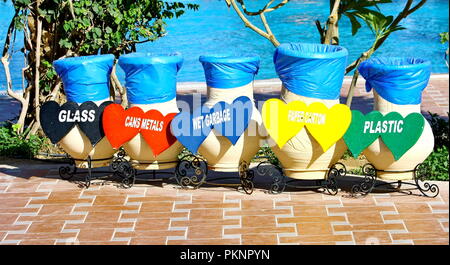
top-left (343, 111), bottom-right (383, 158)
top-left (381, 112), bottom-right (425, 160)
top-left (343, 111), bottom-right (425, 160)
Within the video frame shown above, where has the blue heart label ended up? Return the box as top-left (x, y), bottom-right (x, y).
top-left (171, 96), bottom-right (253, 153)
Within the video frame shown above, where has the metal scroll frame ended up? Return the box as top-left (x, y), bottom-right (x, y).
top-left (58, 156), bottom-right (115, 188)
top-left (110, 149), bottom-right (175, 189)
top-left (265, 162), bottom-right (347, 196)
top-left (174, 154), bottom-right (255, 195)
top-left (350, 163), bottom-right (440, 198)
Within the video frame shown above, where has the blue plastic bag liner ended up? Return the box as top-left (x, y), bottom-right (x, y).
top-left (199, 54), bottom-right (260, 89)
top-left (358, 57), bottom-right (431, 105)
top-left (273, 43), bottom-right (348, 100)
top-left (53, 54), bottom-right (114, 103)
top-left (118, 52), bottom-right (183, 105)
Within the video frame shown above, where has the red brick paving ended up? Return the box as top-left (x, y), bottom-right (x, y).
top-left (0, 161), bottom-right (448, 245)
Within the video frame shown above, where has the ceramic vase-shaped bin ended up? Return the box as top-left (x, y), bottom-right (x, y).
top-left (118, 53), bottom-right (184, 170)
top-left (270, 43), bottom-right (349, 180)
top-left (358, 57), bottom-right (434, 180)
top-left (197, 54), bottom-right (263, 172)
top-left (51, 54), bottom-right (116, 168)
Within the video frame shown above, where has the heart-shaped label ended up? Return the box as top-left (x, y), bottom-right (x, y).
top-left (343, 111), bottom-right (425, 160)
top-left (102, 104), bottom-right (178, 156)
top-left (103, 104), bottom-right (144, 149)
top-left (305, 102), bottom-right (352, 152)
top-left (170, 109), bottom-right (212, 154)
top-left (77, 101), bottom-right (113, 146)
top-left (171, 96), bottom-right (253, 154)
top-left (262, 99), bottom-right (352, 151)
top-left (40, 100), bottom-right (113, 146)
top-left (140, 110), bottom-right (177, 156)
top-left (343, 110), bottom-right (383, 158)
top-left (213, 96), bottom-right (253, 145)
top-left (381, 112), bottom-right (425, 160)
top-left (262, 99), bottom-right (307, 148)
top-left (40, 101), bottom-right (78, 144)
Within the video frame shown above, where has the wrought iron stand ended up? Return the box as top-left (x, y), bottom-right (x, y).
top-left (58, 156), bottom-right (115, 188)
top-left (351, 163), bottom-right (440, 197)
top-left (110, 149), bottom-right (176, 188)
top-left (174, 154), bottom-right (255, 194)
top-left (267, 162), bottom-right (347, 195)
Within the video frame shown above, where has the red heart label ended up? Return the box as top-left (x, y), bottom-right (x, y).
top-left (102, 104), bottom-right (177, 155)
top-left (102, 104), bottom-right (143, 149)
top-left (140, 110), bottom-right (177, 156)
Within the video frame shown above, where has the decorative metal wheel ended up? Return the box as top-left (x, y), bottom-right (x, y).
top-left (324, 162), bottom-right (346, 195)
top-left (59, 158), bottom-right (77, 180)
top-left (110, 149), bottom-right (136, 189)
top-left (238, 161), bottom-right (254, 195)
top-left (351, 163), bottom-right (377, 197)
top-left (256, 161), bottom-right (285, 194)
top-left (175, 154), bottom-right (208, 189)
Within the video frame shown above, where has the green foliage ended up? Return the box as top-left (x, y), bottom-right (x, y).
top-left (178, 147), bottom-right (193, 160)
top-left (55, 0), bottom-right (198, 55)
top-left (3, 0), bottom-right (198, 112)
top-left (7, 0), bottom-right (199, 56)
top-left (340, 0), bottom-right (393, 36)
top-left (347, 166), bottom-right (364, 176)
top-left (421, 146), bottom-right (448, 181)
top-left (421, 113), bottom-right (449, 181)
top-left (339, 0), bottom-right (406, 41)
top-left (253, 145), bottom-right (280, 167)
top-left (0, 122), bottom-right (47, 159)
top-left (440, 32), bottom-right (449, 44)
top-left (427, 112), bottom-right (449, 149)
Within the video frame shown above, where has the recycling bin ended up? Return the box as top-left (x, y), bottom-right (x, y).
top-left (359, 57), bottom-right (434, 180)
top-left (271, 43), bottom-right (349, 180)
top-left (197, 54), bottom-right (263, 171)
top-left (52, 54), bottom-right (116, 168)
top-left (118, 52), bottom-right (184, 170)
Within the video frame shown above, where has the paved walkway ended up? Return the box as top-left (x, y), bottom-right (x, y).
top-left (0, 159), bottom-right (448, 245)
top-left (1, 74), bottom-right (449, 123)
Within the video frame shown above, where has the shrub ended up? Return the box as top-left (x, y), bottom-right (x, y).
top-left (421, 146), bottom-right (449, 181)
top-left (423, 113), bottom-right (449, 180)
top-left (427, 111), bottom-right (449, 149)
top-left (0, 122), bottom-right (47, 159)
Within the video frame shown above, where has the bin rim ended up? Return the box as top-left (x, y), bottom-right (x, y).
top-left (119, 52), bottom-right (183, 65)
top-left (359, 57), bottom-right (431, 71)
top-left (275, 42), bottom-right (348, 60)
top-left (199, 54), bottom-right (260, 64)
top-left (53, 54), bottom-right (115, 67)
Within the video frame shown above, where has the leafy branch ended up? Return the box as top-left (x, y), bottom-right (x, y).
top-left (345, 0), bottom-right (427, 107)
top-left (1, 0), bottom-right (198, 136)
top-left (225, 0), bottom-right (289, 47)
top-left (226, 0), bottom-right (428, 107)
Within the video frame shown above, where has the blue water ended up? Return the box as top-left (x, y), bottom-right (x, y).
top-left (0, 0), bottom-right (448, 91)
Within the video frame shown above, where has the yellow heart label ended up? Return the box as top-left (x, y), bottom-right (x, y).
top-left (262, 99), bottom-right (307, 148)
top-left (305, 102), bottom-right (352, 151)
top-left (262, 99), bottom-right (352, 151)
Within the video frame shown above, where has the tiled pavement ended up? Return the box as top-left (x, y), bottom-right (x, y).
top-left (0, 160), bottom-right (448, 245)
